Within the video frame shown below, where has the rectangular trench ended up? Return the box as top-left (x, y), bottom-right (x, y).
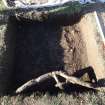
top-left (0, 11), bottom-right (104, 93)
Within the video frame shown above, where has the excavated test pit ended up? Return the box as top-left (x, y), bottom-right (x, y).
top-left (0, 12), bottom-right (98, 94)
top-left (11, 14), bottom-right (89, 92)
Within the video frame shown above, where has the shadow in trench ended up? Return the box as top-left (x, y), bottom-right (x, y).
top-left (73, 66), bottom-right (97, 83)
top-left (12, 18), bottom-right (65, 92)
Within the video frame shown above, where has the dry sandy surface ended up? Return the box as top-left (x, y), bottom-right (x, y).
top-left (79, 13), bottom-right (105, 80)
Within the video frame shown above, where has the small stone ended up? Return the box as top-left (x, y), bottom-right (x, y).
top-left (70, 49), bottom-right (73, 52)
